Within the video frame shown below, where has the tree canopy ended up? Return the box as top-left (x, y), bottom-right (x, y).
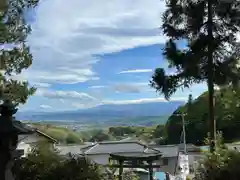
top-left (14, 144), bottom-right (103, 180)
top-left (151, 0), bottom-right (240, 151)
top-left (0, 0), bottom-right (38, 105)
top-left (195, 133), bottom-right (240, 180)
top-left (151, 0), bottom-right (240, 97)
top-left (164, 88), bottom-right (240, 145)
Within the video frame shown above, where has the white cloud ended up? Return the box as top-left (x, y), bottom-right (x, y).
top-left (89, 85), bottom-right (105, 89)
top-left (40, 104), bottom-right (52, 109)
top-left (36, 89), bottom-right (96, 100)
top-left (118, 69), bottom-right (153, 74)
top-left (71, 102), bottom-right (102, 109)
top-left (32, 82), bottom-right (51, 88)
top-left (18, 0), bottom-right (166, 86)
top-left (113, 82), bottom-right (149, 93)
top-left (103, 97), bottom-right (187, 105)
top-left (88, 82), bottom-right (152, 93)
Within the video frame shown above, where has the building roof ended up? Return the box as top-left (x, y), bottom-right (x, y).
top-left (83, 141), bottom-right (159, 155)
top-left (56, 145), bottom-right (87, 155)
top-left (17, 123), bottom-right (58, 143)
top-left (150, 145), bottom-right (179, 158)
top-left (35, 130), bottom-right (58, 143)
top-left (13, 121), bottom-right (35, 134)
top-left (110, 153), bottom-right (162, 161)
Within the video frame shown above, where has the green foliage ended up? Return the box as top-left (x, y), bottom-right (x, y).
top-left (151, 0), bottom-right (240, 99)
top-left (122, 171), bottom-right (140, 180)
top-left (14, 144), bottom-right (103, 180)
top-left (150, 0), bottom-right (240, 151)
top-left (109, 126), bottom-right (137, 137)
top-left (164, 88), bottom-right (240, 145)
top-left (103, 116), bottom-right (168, 127)
top-left (89, 129), bottom-right (113, 142)
top-left (195, 133), bottom-right (240, 180)
top-left (152, 124), bottom-right (165, 138)
top-left (106, 169), bottom-right (140, 180)
top-left (0, 0), bottom-right (38, 104)
top-left (108, 126), bottom-right (156, 143)
top-left (31, 124), bottom-right (83, 144)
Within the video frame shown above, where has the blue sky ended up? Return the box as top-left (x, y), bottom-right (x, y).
top-left (16, 0), bottom-right (207, 112)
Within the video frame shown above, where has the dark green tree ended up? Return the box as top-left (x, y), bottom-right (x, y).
top-left (195, 132), bottom-right (240, 180)
top-left (151, 0), bottom-right (240, 152)
top-left (14, 144), bottom-right (103, 180)
top-left (187, 94), bottom-right (193, 106)
top-left (0, 0), bottom-right (38, 105)
top-left (165, 88), bottom-right (240, 145)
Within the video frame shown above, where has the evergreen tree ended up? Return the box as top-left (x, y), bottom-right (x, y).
top-left (187, 94), bottom-right (193, 106)
top-left (0, 0), bottom-right (38, 105)
top-left (151, 0), bottom-right (240, 152)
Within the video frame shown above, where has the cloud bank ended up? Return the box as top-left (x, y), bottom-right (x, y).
top-left (17, 0), bottom-right (166, 86)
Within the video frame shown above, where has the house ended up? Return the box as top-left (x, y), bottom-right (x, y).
top-left (55, 140), bottom-right (206, 179)
top-left (56, 144), bottom-right (89, 157)
top-left (17, 124), bottom-right (58, 157)
top-left (81, 141), bottom-right (160, 165)
top-left (150, 145), bottom-right (179, 175)
top-left (55, 140), bottom-right (181, 177)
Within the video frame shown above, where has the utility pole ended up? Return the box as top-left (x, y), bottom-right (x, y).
top-left (175, 113), bottom-right (187, 154)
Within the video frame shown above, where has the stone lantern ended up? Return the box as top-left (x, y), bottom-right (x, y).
top-left (0, 100), bottom-right (34, 180)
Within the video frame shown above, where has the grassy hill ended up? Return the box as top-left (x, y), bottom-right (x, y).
top-left (25, 115), bottom-right (169, 144)
top-left (30, 123), bottom-right (84, 144)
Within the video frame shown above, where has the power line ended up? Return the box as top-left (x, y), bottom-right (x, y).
top-left (174, 113), bottom-right (187, 154)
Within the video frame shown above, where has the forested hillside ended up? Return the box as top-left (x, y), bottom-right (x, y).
top-left (164, 88), bottom-right (240, 145)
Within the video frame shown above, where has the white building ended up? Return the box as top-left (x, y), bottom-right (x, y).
top-left (17, 128), bottom-right (58, 157)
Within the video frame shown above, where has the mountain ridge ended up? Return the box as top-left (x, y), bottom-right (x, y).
top-left (16, 101), bottom-right (184, 124)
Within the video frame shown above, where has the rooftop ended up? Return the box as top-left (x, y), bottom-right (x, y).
top-left (36, 130), bottom-right (58, 143)
top-left (56, 145), bottom-right (88, 155)
top-left (83, 141), bottom-right (159, 155)
top-left (150, 145), bottom-right (179, 158)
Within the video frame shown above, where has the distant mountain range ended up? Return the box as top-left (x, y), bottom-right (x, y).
top-left (16, 101), bottom-right (184, 126)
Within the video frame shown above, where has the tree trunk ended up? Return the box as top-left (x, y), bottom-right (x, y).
top-left (207, 0), bottom-right (216, 153)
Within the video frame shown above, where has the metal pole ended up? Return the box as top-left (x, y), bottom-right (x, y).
top-left (175, 113), bottom-right (187, 154)
top-left (182, 114), bottom-right (187, 154)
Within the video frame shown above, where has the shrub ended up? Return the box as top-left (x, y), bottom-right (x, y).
top-left (14, 144), bottom-right (103, 180)
top-left (195, 132), bottom-right (240, 180)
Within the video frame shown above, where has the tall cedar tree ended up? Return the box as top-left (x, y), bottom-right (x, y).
top-left (0, 0), bottom-right (38, 105)
top-left (151, 0), bottom-right (240, 152)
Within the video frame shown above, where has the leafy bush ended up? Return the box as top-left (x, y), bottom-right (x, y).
top-left (195, 133), bottom-right (240, 180)
top-left (14, 144), bottom-right (103, 180)
top-left (195, 149), bottom-right (240, 180)
top-left (31, 124), bottom-right (84, 144)
top-left (165, 89), bottom-right (240, 145)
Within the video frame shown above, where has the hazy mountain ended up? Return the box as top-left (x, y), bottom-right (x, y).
top-left (16, 101), bottom-right (184, 124)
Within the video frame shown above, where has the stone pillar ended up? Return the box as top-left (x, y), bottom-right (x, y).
top-left (118, 160), bottom-right (123, 180)
top-left (0, 100), bottom-right (18, 180)
top-left (148, 160), bottom-right (154, 180)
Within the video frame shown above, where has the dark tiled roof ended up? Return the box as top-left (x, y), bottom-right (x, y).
top-left (36, 130), bottom-right (58, 143)
top-left (84, 141), bottom-right (155, 155)
top-left (56, 145), bottom-right (87, 155)
top-left (13, 121), bottom-right (35, 134)
top-left (0, 120), bottom-right (35, 134)
top-left (110, 153), bottom-right (162, 161)
top-left (150, 145), bottom-right (179, 158)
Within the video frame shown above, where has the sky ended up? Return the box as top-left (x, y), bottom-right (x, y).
top-left (16, 0), bottom-right (208, 112)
